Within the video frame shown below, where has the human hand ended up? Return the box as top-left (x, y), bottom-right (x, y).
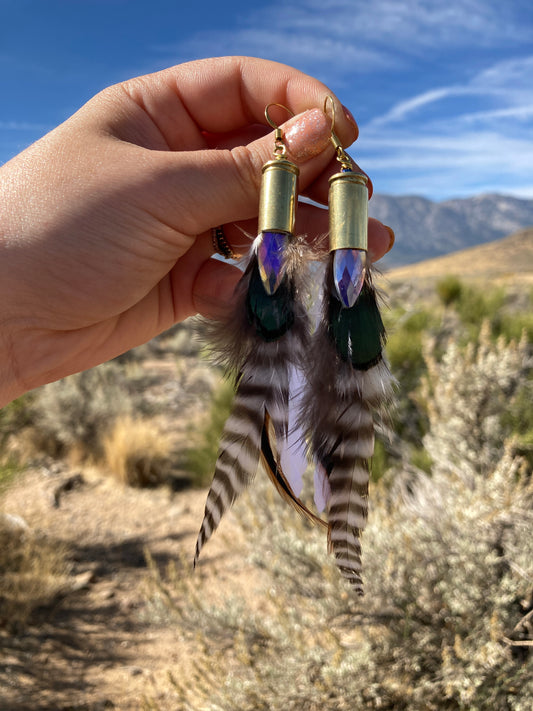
top-left (0, 56), bottom-right (393, 406)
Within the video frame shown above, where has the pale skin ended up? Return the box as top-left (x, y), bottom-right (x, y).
top-left (0, 56), bottom-right (393, 408)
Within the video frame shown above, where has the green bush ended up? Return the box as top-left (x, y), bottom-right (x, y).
top-left (449, 281), bottom-right (506, 342)
top-left (0, 460), bottom-right (20, 493)
top-left (385, 307), bottom-right (438, 413)
top-left (0, 393), bottom-right (35, 448)
top-left (182, 377), bottom-right (234, 487)
top-left (386, 327), bottom-right (425, 377)
top-left (436, 275), bottom-right (463, 307)
top-left (499, 311), bottom-right (533, 344)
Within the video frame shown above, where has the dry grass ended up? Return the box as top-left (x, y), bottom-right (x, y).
top-left (387, 228), bottom-right (533, 286)
top-left (102, 415), bottom-right (173, 488)
top-left (0, 518), bottom-right (71, 631)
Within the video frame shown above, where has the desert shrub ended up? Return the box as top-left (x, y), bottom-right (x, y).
top-left (499, 310), bottom-right (533, 344)
top-left (385, 307), bottom-right (436, 378)
top-left (452, 281), bottom-right (506, 341)
top-left (386, 325), bottom-right (425, 376)
top-left (181, 377), bottom-right (234, 487)
top-left (147, 452), bottom-right (532, 710)
top-left (502, 378), bottom-right (533, 465)
top-left (410, 444), bottom-right (433, 473)
top-left (102, 415), bottom-right (173, 487)
top-left (370, 438), bottom-right (388, 481)
top-left (0, 393), bottom-right (35, 447)
top-left (420, 322), bottom-right (531, 480)
top-left (145, 326), bottom-right (532, 711)
top-left (0, 519), bottom-right (71, 631)
top-left (384, 307), bottom-right (439, 448)
top-left (27, 362), bottom-right (135, 461)
top-left (1, 395), bottom-right (36, 488)
top-left (436, 277), bottom-right (533, 345)
top-left (163, 320), bottom-right (203, 357)
top-left (0, 461), bottom-right (20, 493)
top-left (436, 275), bottom-right (463, 307)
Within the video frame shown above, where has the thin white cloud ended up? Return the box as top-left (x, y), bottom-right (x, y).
top-left (164, 0), bottom-right (532, 74)
top-left (246, 0), bottom-right (529, 49)
top-left (458, 105), bottom-right (533, 125)
top-left (0, 120), bottom-right (49, 131)
top-left (473, 55), bottom-right (533, 90)
top-left (358, 129), bottom-right (533, 197)
top-left (356, 53), bottom-right (533, 197)
top-left (367, 54), bottom-right (533, 128)
top-left (369, 87), bottom-right (477, 127)
top-left (147, 1), bottom-right (533, 199)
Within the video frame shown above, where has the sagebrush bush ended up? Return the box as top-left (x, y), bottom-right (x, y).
top-left (27, 362), bottom-right (135, 461)
top-left (421, 321), bottom-right (530, 480)
top-left (448, 279), bottom-right (506, 342)
top-left (146, 324), bottom-right (532, 710)
top-left (436, 275), bottom-right (463, 307)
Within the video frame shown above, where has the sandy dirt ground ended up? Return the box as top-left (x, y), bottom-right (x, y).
top-left (0, 341), bottom-right (254, 711)
top-left (0, 461), bottom-right (252, 711)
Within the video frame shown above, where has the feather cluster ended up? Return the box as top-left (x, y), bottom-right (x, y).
top-left (193, 238), bottom-right (394, 594)
top-left (300, 255), bottom-right (394, 593)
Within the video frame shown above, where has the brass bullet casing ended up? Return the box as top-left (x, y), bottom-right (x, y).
top-left (328, 171), bottom-right (369, 252)
top-left (258, 158), bottom-right (299, 235)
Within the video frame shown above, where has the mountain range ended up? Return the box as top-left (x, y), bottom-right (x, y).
top-left (368, 193), bottom-right (533, 267)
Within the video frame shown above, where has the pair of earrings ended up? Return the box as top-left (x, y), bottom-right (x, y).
top-left (195, 99), bottom-right (393, 594)
top-left (257, 98), bottom-right (368, 308)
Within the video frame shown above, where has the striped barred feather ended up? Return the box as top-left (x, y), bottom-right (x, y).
top-left (193, 370), bottom-right (265, 567)
top-left (301, 261), bottom-right (394, 594)
top-left (195, 240), bottom-right (394, 594)
top-left (193, 240), bottom-right (310, 568)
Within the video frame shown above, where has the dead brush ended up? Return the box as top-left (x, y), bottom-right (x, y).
top-left (0, 521), bottom-right (71, 631)
top-left (102, 415), bottom-right (173, 487)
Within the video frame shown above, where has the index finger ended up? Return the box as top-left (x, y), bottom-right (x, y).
top-left (120, 56), bottom-right (358, 152)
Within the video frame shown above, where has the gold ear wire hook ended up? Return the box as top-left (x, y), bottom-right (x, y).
top-left (264, 102), bottom-right (295, 128)
top-left (265, 103), bottom-right (295, 158)
top-left (324, 95), bottom-right (353, 171)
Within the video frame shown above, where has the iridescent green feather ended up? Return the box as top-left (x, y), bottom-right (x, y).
top-left (328, 281), bottom-right (386, 370)
top-left (245, 260), bottom-right (295, 342)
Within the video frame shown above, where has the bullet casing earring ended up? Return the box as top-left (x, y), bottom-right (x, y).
top-left (256, 104), bottom-right (299, 296)
top-left (194, 96), bottom-right (396, 596)
top-left (296, 96), bottom-right (395, 594)
top-left (193, 103), bottom-right (321, 572)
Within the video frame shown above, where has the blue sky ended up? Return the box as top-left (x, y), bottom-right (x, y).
top-left (1, 0), bottom-right (532, 200)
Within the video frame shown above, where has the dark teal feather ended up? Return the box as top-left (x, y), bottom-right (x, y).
top-left (246, 259), bottom-right (294, 342)
top-left (328, 281), bottom-right (385, 370)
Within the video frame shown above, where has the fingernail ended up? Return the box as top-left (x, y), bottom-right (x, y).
top-left (283, 109), bottom-right (331, 161)
top-left (385, 225), bottom-right (395, 253)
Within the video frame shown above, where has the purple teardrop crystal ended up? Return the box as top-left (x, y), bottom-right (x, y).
top-left (333, 248), bottom-right (366, 308)
top-left (258, 231), bottom-right (289, 294)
